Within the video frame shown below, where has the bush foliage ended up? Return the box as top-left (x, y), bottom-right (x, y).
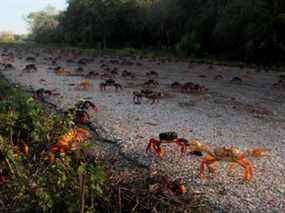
top-left (0, 79), bottom-right (105, 212)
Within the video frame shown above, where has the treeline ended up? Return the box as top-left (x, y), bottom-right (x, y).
top-left (27, 0), bottom-right (285, 64)
top-left (0, 32), bottom-right (26, 43)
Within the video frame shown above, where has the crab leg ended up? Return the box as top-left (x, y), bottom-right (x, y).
top-left (146, 139), bottom-right (164, 158)
top-left (180, 144), bottom-right (187, 154)
top-left (199, 155), bottom-right (217, 179)
top-left (145, 140), bottom-right (154, 153)
top-left (235, 158), bottom-right (253, 182)
top-left (152, 145), bottom-right (164, 158)
top-left (175, 140), bottom-right (187, 154)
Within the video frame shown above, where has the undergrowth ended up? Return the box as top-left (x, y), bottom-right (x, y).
top-left (0, 78), bottom-right (106, 212)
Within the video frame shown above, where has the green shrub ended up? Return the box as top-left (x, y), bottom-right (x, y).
top-left (0, 79), bottom-right (105, 212)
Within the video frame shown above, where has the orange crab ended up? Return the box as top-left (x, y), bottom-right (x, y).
top-left (78, 79), bottom-right (93, 90)
top-left (54, 67), bottom-right (71, 76)
top-left (49, 128), bottom-right (91, 161)
top-left (188, 140), bottom-right (269, 182)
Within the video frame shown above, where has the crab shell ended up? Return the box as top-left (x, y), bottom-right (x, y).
top-left (213, 147), bottom-right (242, 161)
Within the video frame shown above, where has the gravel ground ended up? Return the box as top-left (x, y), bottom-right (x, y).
top-left (1, 47), bottom-right (285, 212)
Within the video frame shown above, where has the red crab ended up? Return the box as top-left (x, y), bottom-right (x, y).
top-left (143, 80), bottom-right (160, 87)
top-left (272, 80), bottom-right (285, 90)
top-left (230, 77), bottom-right (242, 84)
top-left (110, 68), bottom-right (119, 76)
top-left (122, 70), bottom-right (135, 79)
top-left (133, 91), bottom-right (143, 104)
top-left (33, 88), bottom-right (59, 100)
top-left (180, 82), bottom-right (195, 93)
top-left (100, 79), bottom-right (122, 91)
top-left (75, 100), bottom-right (98, 112)
top-left (146, 70), bottom-right (159, 78)
top-left (164, 177), bottom-right (187, 195)
top-left (133, 89), bottom-right (161, 105)
top-left (23, 64), bottom-right (37, 72)
top-left (86, 71), bottom-right (100, 79)
top-left (181, 82), bottom-right (208, 94)
top-left (145, 92), bottom-right (162, 104)
top-left (146, 132), bottom-right (202, 158)
top-left (170, 81), bottom-right (182, 89)
top-left (148, 175), bottom-right (187, 195)
top-left (1, 63), bottom-right (15, 71)
top-left (214, 74), bottom-right (224, 80)
top-left (65, 100), bottom-right (98, 124)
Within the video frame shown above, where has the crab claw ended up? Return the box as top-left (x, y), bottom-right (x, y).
top-left (146, 138), bottom-right (164, 158)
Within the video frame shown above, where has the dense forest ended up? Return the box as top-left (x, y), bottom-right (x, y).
top-left (27, 0), bottom-right (285, 64)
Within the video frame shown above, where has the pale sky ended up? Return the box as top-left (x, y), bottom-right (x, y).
top-left (0, 0), bottom-right (67, 34)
